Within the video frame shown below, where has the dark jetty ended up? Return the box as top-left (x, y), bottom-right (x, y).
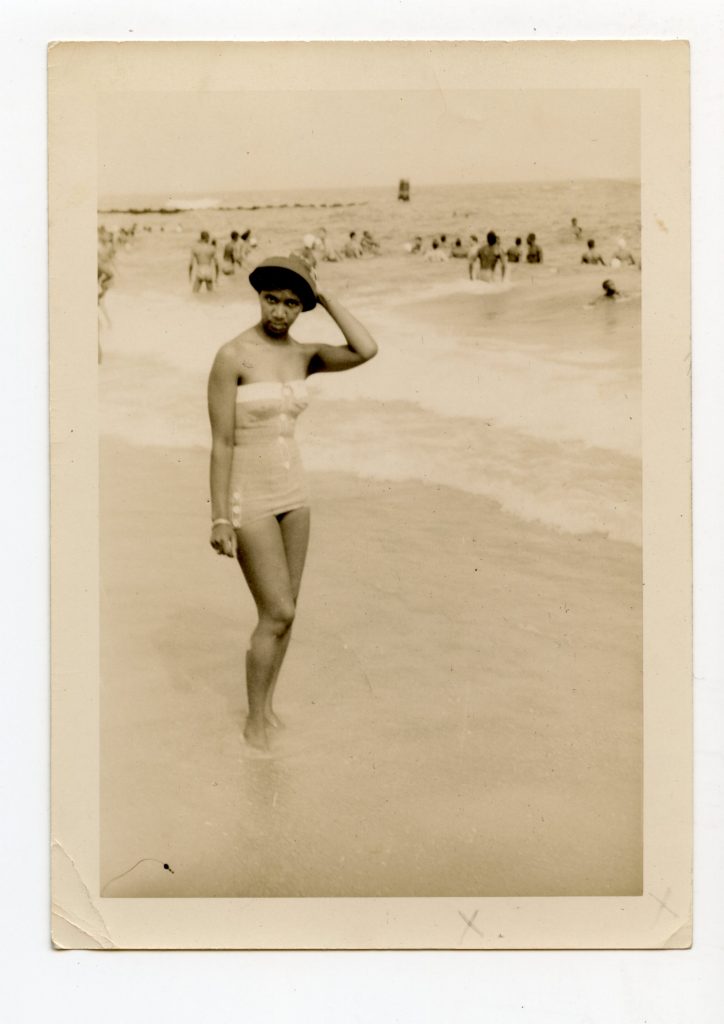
top-left (99, 200), bottom-right (368, 215)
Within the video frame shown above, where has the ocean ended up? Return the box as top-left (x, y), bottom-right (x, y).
top-left (99, 179), bottom-right (641, 544)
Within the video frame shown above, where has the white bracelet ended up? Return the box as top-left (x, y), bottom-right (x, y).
top-left (211, 518), bottom-right (233, 529)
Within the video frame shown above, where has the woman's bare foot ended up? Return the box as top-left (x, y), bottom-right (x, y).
top-left (264, 708), bottom-right (284, 729)
top-left (243, 715), bottom-right (269, 751)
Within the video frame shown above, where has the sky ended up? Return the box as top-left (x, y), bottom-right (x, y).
top-left (99, 89), bottom-right (639, 199)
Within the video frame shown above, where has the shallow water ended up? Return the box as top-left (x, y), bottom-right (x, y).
top-left (99, 178), bottom-right (640, 544)
top-left (101, 178), bottom-right (640, 266)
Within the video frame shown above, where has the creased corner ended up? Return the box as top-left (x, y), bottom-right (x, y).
top-left (51, 842), bottom-right (116, 950)
top-left (46, 41), bottom-right (66, 69)
top-left (661, 921), bottom-right (693, 949)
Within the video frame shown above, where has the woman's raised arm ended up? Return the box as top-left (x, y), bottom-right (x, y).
top-left (307, 292), bottom-right (378, 373)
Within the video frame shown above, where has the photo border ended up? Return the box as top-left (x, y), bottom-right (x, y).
top-left (49, 40), bottom-right (691, 949)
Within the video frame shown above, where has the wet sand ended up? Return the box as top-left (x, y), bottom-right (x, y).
top-left (100, 439), bottom-right (642, 897)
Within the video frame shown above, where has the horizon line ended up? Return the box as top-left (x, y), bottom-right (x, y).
top-left (100, 176), bottom-right (640, 201)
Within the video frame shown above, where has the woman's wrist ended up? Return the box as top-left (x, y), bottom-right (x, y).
top-left (211, 517), bottom-right (232, 529)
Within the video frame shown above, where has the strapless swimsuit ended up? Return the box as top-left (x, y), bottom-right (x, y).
top-left (229, 379), bottom-right (310, 527)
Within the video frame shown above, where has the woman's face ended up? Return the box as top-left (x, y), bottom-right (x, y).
top-left (259, 289), bottom-right (303, 337)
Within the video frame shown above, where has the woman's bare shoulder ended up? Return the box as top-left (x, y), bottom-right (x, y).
top-left (212, 329), bottom-right (258, 370)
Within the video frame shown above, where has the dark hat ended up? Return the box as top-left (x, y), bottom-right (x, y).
top-left (248, 256), bottom-right (317, 311)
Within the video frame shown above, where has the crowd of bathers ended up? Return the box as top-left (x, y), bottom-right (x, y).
top-left (404, 220), bottom-right (639, 275)
top-left (405, 230), bottom-right (543, 268)
top-left (97, 213), bottom-right (639, 303)
top-left (569, 218), bottom-right (639, 268)
top-left (187, 226), bottom-right (385, 291)
top-left (291, 228), bottom-right (382, 267)
top-left (97, 224), bottom-right (133, 299)
top-left (184, 228), bottom-right (260, 291)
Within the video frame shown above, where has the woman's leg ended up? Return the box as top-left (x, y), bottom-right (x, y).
top-left (235, 516), bottom-right (297, 750)
top-left (264, 507), bottom-right (310, 725)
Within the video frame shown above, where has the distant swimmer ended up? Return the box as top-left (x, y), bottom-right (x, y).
top-left (292, 234), bottom-right (319, 272)
top-left (469, 231), bottom-right (505, 281)
top-left (506, 237), bottom-right (523, 263)
top-left (424, 239), bottom-right (449, 263)
top-left (97, 228), bottom-right (115, 295)
top-left (343, 231), bottom-right (363, 259)
top-left (234, 229), bottom-right (252, 267)
top-left (97, 273), bottom-right (111, 331)
top-left (97, 231), bottom-right (114, 363)
top-left (189, 230), bottom-right (219, 292)
top-left (581, 238), bottom-right (606, 266)
top-left (585, 279), bottom-right (631, 307)
top-left (450, 238), bottom-right (468, 259)
top-left (222, 231), bottom-right (240, 275)
top-left (610, 237), bottom-right (637, 268)
top-left (406, 235), bottom-right (423, 254)
top-left (360, 230), bottom-right (380, 255)
top-left (571, 217), bottom-right (583, 240)
top-left (525, 233), bottom-right (543, 264)
top-left (315, 227), bottom-right (341, 262)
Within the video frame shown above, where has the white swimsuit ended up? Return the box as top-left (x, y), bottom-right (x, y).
top-left (229, 379), bottom-right (310, 527)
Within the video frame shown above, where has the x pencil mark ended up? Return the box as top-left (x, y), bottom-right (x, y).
top-left (458, 908), bottom-right (485, 944)
top-left (649, 888), bottom-right (677, 921)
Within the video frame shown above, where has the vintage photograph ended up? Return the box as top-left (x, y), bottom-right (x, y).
top-left (50, 41), bottom-right (691, 948)
top-left (98, 80), bottom-right (642, 899)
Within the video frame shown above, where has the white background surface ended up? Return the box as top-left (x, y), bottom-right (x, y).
top-left (2, 2), bottom-right (722, 1020)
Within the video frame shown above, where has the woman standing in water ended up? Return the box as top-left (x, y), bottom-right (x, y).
top-left (207, 256), bottom-right (378, 751)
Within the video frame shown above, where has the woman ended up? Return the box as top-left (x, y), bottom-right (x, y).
top-left (207, 256), bottom-right (378, 751)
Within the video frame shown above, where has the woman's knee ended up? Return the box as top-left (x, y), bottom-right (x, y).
top-left (260, 600), bottom-right (296, 637)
